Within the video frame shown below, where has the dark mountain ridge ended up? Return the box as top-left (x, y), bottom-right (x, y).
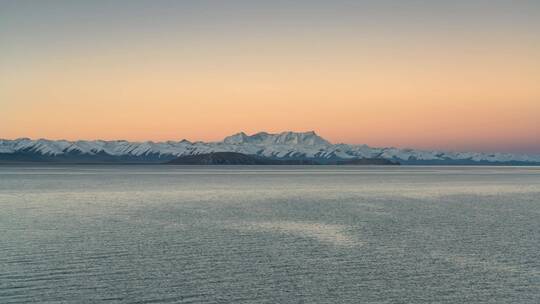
top-left (166, 152), bottom-right (398, 165)
top-left (1, 131), bottom-right (538, 165)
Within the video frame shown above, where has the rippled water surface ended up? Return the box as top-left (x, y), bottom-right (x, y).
top-left (1, 165), bottom-right (539, 303)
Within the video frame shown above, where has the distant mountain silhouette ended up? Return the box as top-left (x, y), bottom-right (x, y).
top-left (1, 131), bottom-right (539, 165)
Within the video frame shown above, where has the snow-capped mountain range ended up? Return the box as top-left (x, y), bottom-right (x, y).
top-left (1, 131), bottom-right (539, 164)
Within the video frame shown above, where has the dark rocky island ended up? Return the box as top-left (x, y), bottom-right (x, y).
top-left (336, 158), bottom-right (399, 165)
top-left (166, 152), bottom-right (318, 165)
top-left (166, 152), bottom-right (399, 165)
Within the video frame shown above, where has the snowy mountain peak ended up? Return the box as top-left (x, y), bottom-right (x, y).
top-left (223, 132), bottom-right (250, 144)
top-left (223, 131), bottom-right (331, 146)
top-left (1, 131), bottom-right (539, 164)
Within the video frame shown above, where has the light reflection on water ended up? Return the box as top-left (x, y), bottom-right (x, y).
top-left (1, 165), bottom-right (539, 303)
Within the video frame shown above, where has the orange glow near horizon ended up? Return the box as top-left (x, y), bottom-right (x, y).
top-left (1, 1), bottom-right (539, 154)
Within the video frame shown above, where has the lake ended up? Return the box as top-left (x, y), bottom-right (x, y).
top-left (1, 165), bottom-right (539, 303)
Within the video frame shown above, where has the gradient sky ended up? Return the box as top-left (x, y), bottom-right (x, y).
top-left (1, 0), bottom-right (539, 153)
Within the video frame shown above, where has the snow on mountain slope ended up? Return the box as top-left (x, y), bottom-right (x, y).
top-left (224, 131), bottom-right (331, 146)
top-left (1, 131), bottom-right (539, 164)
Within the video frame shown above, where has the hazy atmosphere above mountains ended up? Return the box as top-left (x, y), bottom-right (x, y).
top-left (1, 1), bottom-right (539, 154)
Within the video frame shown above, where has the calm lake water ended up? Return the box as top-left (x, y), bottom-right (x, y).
top-left (1, 165), bottom-right (539, 303)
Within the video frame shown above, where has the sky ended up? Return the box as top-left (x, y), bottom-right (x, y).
top-left (1, 0), bottom-right (539, 154)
